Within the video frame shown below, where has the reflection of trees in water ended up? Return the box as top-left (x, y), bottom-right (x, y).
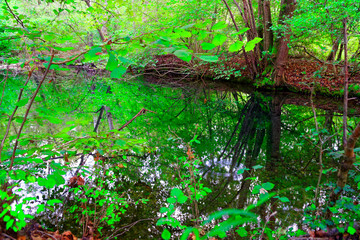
top-left (87, 82), bottom-right (353, 237)
top-left (198, 92), bottom-right (279, 222)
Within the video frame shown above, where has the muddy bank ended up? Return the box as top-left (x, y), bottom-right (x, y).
top-left (144, 54), bottom-right (360, 97)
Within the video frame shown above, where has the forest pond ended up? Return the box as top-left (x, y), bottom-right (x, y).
top-left (51, 77), bottom-right (359, 238)
top-left (3, 75), bottom-right (360, 239)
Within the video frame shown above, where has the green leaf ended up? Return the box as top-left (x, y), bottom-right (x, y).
top-left (48, 173), bottom-right (65, 185)
top-left (245, 43), bottom-right (256, 52)
top-left (118, 56), bottom-right (134, 64)
top-left (348, 226), bottom-right (356, 235)
top-left (16, 99), bottom-right (28, 107)
top-left (47, 117), bottom-right (62, 124)
top-left (245, 37), bottom-right (262, 52)
top-left (13, 170), bottom-right (26, 180)
top-left (252, 185), bottom-right (261, 194)
top-left (231, 28), bottom-right (250, 36)
top-left (110, 66), bottom-right (127, 79)
top-left (178, 29), bottom-right (191, 38)
top-left (201, 42), bottom-right (216, 50)
top-left (174, 50), bottom-right (192, 62)
top-left (156, 218), bottom-right (167, 226)
top-left (180, 228), bottom-right (199, 240)
top-left (236, 227), bottom-right (248, 237)
top-left (106, 54), bottom-right (118, 71)
top-left (53, 46), bottom-right (75, 52)
top-left (6, 219), bottom-right (14, 230)
top-left (167, 197), bottom-right (176, 204)
top-left (262, 182), bottom-right (275, 191)
top-left (43, 34), bottom-right (55, 41)
top-left (36, 204), bottom-right (45, 214)
top-left (211, 21), bottom-right (227, 30)
top-left (229, 41), bottom-right (244, 52)
top-left (161, 229), bottom-right (171, 240)
top-left (160, 207), bottom-right (168, 213)
top-left (37, 178), bottom-right (47, 187)
top-left (249, 37), bottom-right (263, 45)
top-left (88, 47), bottom-right (102, 58)
top-left (0, 209), bottom-right (8, 219)
top-left (177, 195), bottom-right (188, 204)
top-left (279, 197), bottom-right (290, 203)
top-left (181, 23), bottom-right (195, 29)
top-left (170, 188), bottom-right (183, 197)
top-left (115, 139), bottom-right (126, 147)
top-left (38, 177), bottom-right (56, 188)
top-left (198, 55), bottom-right (218, 62)
top-left (212, 34), bottom-right (227, 46)
top-left (197, 30), bottom-right (208, 41)
top-left (3, 215), bottom-right (10, 222)
top-left (47, 199), bottom-right (62, 206)
top-left (252, 165), bottom-right (263, 170)
top-left (203, 187), bottom-right (212, 193)
top-left (204, 209), bottom-right (257, 225)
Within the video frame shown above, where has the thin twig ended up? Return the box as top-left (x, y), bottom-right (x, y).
top-left (92, 1), bottom-right (116, 17)
top-left (36, 231), bottom-right (57, 240)
top-left (107, 218), bottom-right (155, 240)
top-left (4, 0), bottom-right (26, 30)
top-left (1, 233), bottom-right (16, 240)
top-left (113, 27), bottom-right (168, 44)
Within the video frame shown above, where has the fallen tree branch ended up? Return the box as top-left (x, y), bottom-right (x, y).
top-left (293, 45), bottom-right (324, 63)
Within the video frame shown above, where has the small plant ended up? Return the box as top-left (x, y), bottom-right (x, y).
top-left (255, 77), bottom-right (275, 87)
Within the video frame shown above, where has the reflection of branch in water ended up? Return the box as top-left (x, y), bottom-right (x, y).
top-left (118, 108), bottom-right (156, 131)
top-left (205, 95), bottom-right (270, 209)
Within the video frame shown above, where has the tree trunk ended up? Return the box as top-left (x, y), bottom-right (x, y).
top-left (222, 0), bottom-right (255, 77)
top-left (237, 155), bottom-right (255, 209)
top-left (262, 0), bottom-right (273, 53)
top-left (260, 95), bottom-right (283, 230)
top-left (84, 0), bottom-right (105, 42)
top-left (343, 18), bottom-right (348, 147)
top-left (326, 37), bottom-right (340, 62)
top-left (104, 106), bottom-right (114, 131)
top-left (337, 43), bottom-right (344, 61)
top-left (273, 0), bottom-right (296, 86)
top-left (325, 21), bottom-right (355, 222)
top-left (233, 0), bottom-right (260, 75)
top-left (257, 0), bottom-right (264, 42)
top-left (326, 123), bottom-right (360, 222)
